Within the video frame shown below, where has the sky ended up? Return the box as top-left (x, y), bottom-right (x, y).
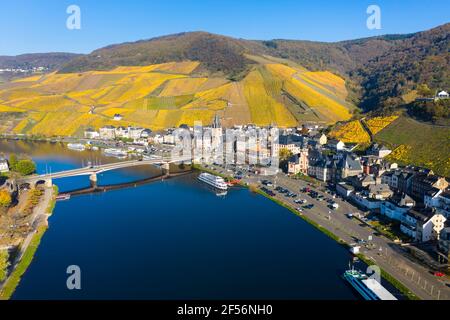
top-left (0, 0), bottom-right (449, 55)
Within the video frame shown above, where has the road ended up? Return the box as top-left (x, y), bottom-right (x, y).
top-left (207, 163), bottom-right (450, 300)
top-left (259, 174), bottom-right (450, 300)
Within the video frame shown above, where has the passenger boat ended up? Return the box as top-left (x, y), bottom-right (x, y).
top-left (56, 194), bottom-right (71, 201)
top-left (343, 267), bottom-right (397, 300)
top-left (103, 148), bottom-right (128, 158)
top-left (67, 143), bottom-right (86, 151)
top-left (198, 172), bottom-right (228, 191)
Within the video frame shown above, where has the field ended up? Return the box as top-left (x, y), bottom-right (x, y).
top-left (328, 120), bottom-right (371, 144)
top-left (364, 116), bottom-right (399, 135)
top-left (374, 116), bottom-right (450, 177)
top-left (0, 58), bottom-right (356, 136)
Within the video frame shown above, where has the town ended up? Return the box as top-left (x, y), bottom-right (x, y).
top-left (74, 115), bottom-right (449, 271)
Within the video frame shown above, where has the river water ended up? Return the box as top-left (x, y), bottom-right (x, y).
top-left (1, 139), bottom-right (361, 300)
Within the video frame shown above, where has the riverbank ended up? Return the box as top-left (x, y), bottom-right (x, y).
top-left (193, 164), bottom-right (419, 300)
top-left (0, 185), bottom-right (56, 300)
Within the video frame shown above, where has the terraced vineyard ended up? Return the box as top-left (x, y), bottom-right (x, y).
top-left (0, 58), bottom-right (355, 136)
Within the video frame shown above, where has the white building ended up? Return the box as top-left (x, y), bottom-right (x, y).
top-left (380, 193), bottom-right (415, 221)
top-left (84, 128), bottom-right (100, 139)
top-left (0, 159), bottom-right (9, 173)
top-left (99, 126), bottom-right (116, 140)
top-left (401, 208), bottom-right (447, 242)
top-left (437, 91), bottom-right (449, 99)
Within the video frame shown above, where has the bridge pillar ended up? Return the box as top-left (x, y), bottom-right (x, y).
top-left (161, 162), bottom-right (170, 175)
top-left (89, 173), bottom-right (98, 187)
top-left (45, 178), bottom-right (53, 188)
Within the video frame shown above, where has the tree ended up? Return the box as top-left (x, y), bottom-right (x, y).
top-left (0, 250), bottom-right (9, 282)
top-left (279, 148), bottom-right (293, 162)
top-left (14, 160), bottom-right (36, 176)
top-left (8, 153), bottom-right (18, 170)
top-left (0, 190), bottom-right (12, 207)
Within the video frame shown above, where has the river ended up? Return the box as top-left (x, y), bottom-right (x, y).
top-left (1, 139), bottom-right (362, 300)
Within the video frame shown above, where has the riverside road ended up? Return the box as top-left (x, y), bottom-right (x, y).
top-left (207, 163), bottom-right (450, 300)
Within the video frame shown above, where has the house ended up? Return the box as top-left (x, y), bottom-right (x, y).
top-left (380, 193), bottom-right (415, 221)
top-left (313, 133), bottom-right (327, 146)
top-left (140, 129), bottom-right (152, 139)
top-left (438, 227), bottom-right (450, 258)
top-left (368, 183), bottom-right (393, 200)
top-left (113, 114), bottom-right (123, 121)
top-left (128, 127), bottom-right (144, 140)
top-left (401, 207), bottom-right (447, 242)
top-left (115, 126), bottom-right (129, 139)
top-left (99, 125), bottom-right (116, 140)
top-left (368, 144), bottom-right (392, 158)
top-left (287, 149), bottom-right (309, 175)
top-left (336, 182), bottom-right (354, 198)
top-left (0, 158), bottom-right (9, 173)
top-left (410, 172), bottom-right (448, 203)
top-left (84, 128), bottom-right (100, 139)
top-left (327, 139), bottom-right (345, 151)
top-left (437, 90), bottom-right (449, 99)
top-left (350, 191), bottom-right (384, 210)
top-left (349, 174), bottom-right (376, 189)
top-left (426, 190), bottom-right (450, 218)
top-left (307, 151), bottom-right (335, 182)
top-left (338, 153), bottom-right (363, 179)
top-left (272, 134), bottom-right (305, 155)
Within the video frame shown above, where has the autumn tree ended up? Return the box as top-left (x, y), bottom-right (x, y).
top-left (0, 190), bottom-right (12, 207)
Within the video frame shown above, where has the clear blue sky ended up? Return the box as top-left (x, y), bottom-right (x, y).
top-left (0, 0), bottom-right (449, 55)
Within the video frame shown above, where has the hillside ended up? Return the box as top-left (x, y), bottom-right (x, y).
top-left (58, 25), bottom-right (450, 113)
top-left (0, 53), bottom-right (81, 71)
top-left (0, 59), bottom-right (354, 136)
top-left (328, 115), bottom-right (450, 177)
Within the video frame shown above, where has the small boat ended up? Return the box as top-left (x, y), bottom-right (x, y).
top-left (67, 143), bottom-right (86, 151)
top-left (56, 194), bottom-right (71, 201)
top-left (198, 172), bottom-right (228, 191)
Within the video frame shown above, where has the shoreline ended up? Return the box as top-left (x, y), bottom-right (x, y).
top-left (193, 164), bottom-right (420, 300)
top-left (0, 185), bottom-right (57, 300)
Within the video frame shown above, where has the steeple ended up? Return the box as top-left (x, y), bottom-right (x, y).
top-left (212, 113), bottom-right (221, 129)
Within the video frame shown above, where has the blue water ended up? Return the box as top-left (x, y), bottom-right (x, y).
top-left (2, 140), bottom-right (360, 300)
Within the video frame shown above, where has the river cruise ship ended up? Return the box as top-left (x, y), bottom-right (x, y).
top-left (198, 173), bottom-right (228, 191)
top-left (343, 268), bottom-right (397, 300)
top-left (67, 143), bottom-right (86, 151)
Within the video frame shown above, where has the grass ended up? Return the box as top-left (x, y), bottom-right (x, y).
top-left (375, 116), bottom-right (450, 177)
top-left (356, 254), bottom-right (420, 300)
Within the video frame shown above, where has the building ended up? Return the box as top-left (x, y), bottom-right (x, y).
top-left (336, 182), bottom-right (354, 198)
top-left (367, 144), bottom-right (392, 158)
top-left (327, 139), bottom-right (345, 151)
top-left (287, 148), bottom-right (309, 175)
top-left (410, 172), bottom-right (448, 203)
top-left (338, 153), bottom-right (363, 179)
top-left (128, 127), bottom-right (144, 140)
top-left (115, 126), bottom-right (129, 139)
top-left (401, 207), bottom-right (447, 242)
top-left (113, 114), bottom-right (123, 121)
top-left (0, 159), bottom-right (9, 173)
top-left (367, 184), bottom-right (393, 200)
top-left (84, 128), bottom-right (100, 139)
top-left (272, 134), bottom-right (304, 155)
top-left (99, 125), bottom-right (116, 140)
top-left (438, 227), bottom-right (450, 258)
top-left (380, 193), bottom-right (415, 221)
top-left (437, 90), bottom-right (449, 99)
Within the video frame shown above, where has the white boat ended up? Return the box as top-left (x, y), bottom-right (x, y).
top-left (198, 172), bottom-right (228, 191)
top-left (67, 143), bottom-right (86, 151)
top-left (343, 268), bottom-right (397, 300)
top-left (103, 148), bottom-right (128, 158)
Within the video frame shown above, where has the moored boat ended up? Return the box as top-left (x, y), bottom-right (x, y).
top-left (67, 143), bottom-right (86, 151)
top-left (56, 194), bottom-right (71, 201)
top-left (198, 172), bottom-right (228, 191)
top-left (343, 268), bottom-right (397, 300)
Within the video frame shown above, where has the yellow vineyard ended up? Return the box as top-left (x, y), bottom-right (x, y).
top-left (365, 116), bottom-right (399, 135)
top-left (328, 120), bottom-right (371, 144)
top-left (0, 58), bottom-right (355, 137)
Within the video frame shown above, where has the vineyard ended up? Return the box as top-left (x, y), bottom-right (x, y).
top-left (328, 120), bottom-right (371, 144)
top-left (0, 58), bottom-right (355, 136)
